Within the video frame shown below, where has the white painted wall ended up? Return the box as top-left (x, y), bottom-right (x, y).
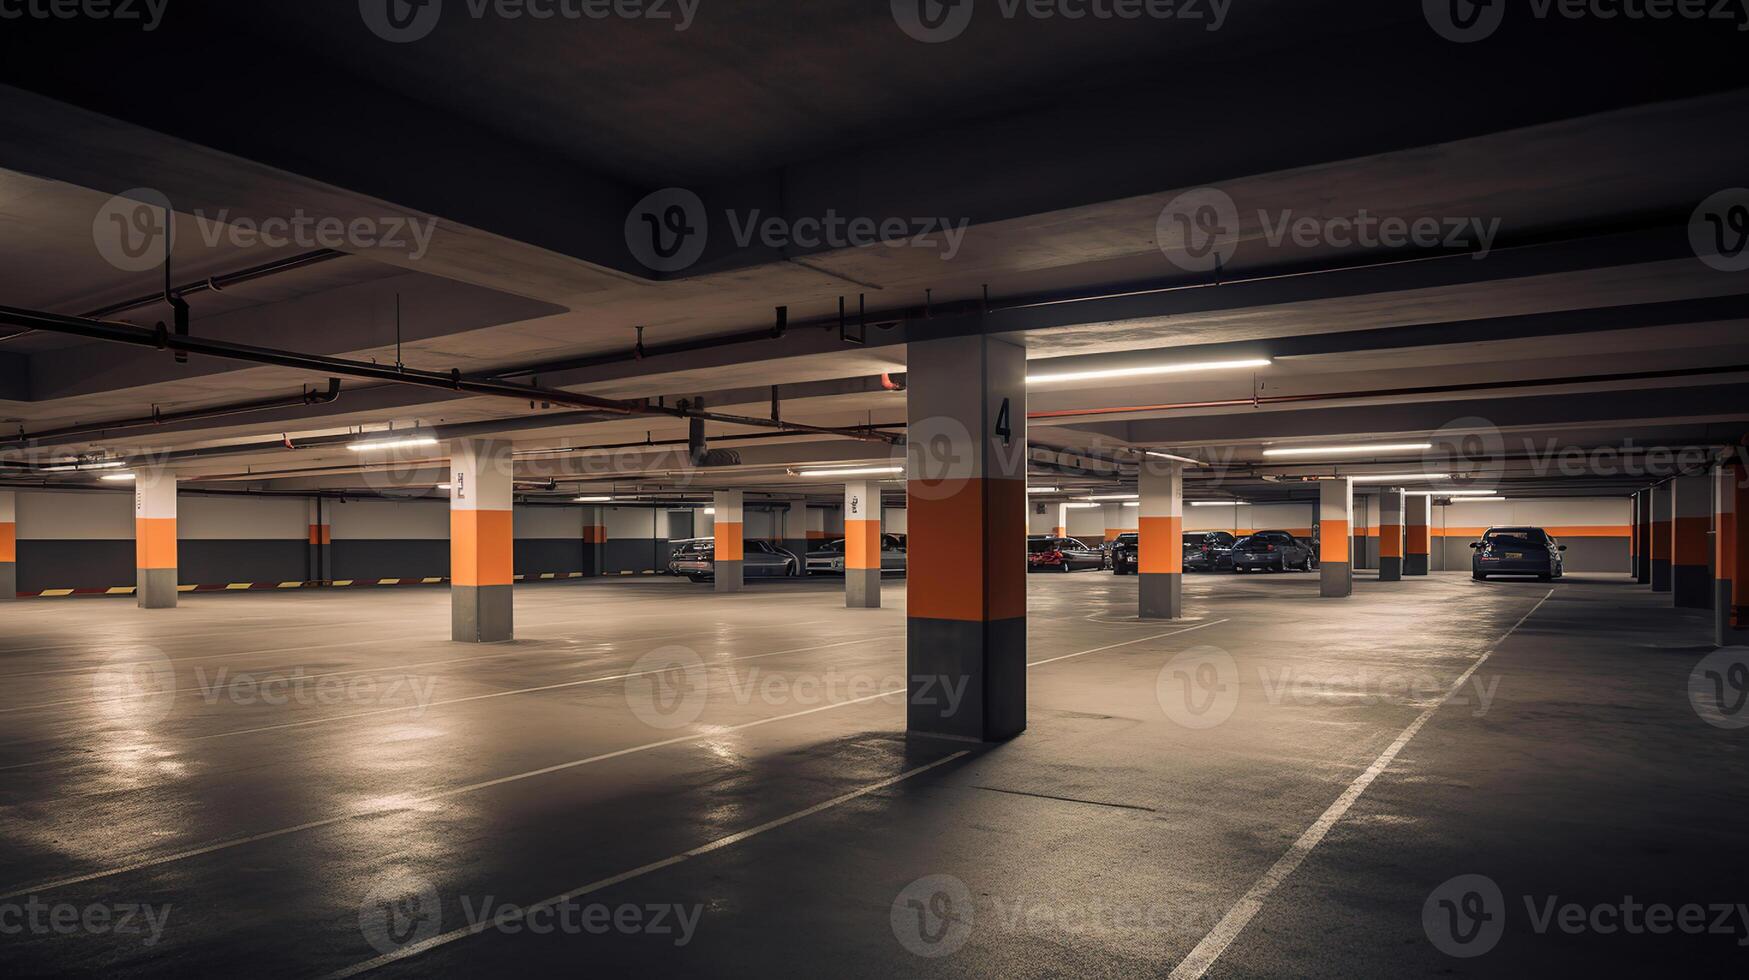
top-left (15, 490), bottom-right (132, 539)
top-left (329, 498), bottom-right (448, 538)
top-left (180, 495), bottom-right (308, 540)
top-left (514, 506), bottom-right (584, 539)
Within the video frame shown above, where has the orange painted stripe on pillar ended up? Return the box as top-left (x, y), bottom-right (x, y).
top-left (308, 524), bottom-right (332, 545)
top-left (136, 518), bottom-right (177, 570)
top-left (908, 477), bottom-right (1025, 623)
top-left (1651, 522), bottom-right (1671, 559)
top-left (714, 521), bottom-right (744, 561)
top-left (1050, 525), bottom-right (1066, 536)
top-left (845, 519), bottom-right (881, 570)
top-left (1379, 524), bottom-right (1403, 558)
top-left (451, 510), bottom-right (514, 587)
top-left (1673, 516), bottom-right (1710, 564)
top-left (1406, 525), bottom-right (1430, 554)
top-left (583, 525), bottom-right (607, 545)
top-left (1322, 520), bottom-right (1351, 563)
top-left (0, 522), bottom-right (14, 563)
top-left (1138, 515), bottom-right (1182, 574)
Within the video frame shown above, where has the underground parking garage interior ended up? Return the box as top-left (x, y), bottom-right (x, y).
top-left (2, 5), bottom-right (1749, 979)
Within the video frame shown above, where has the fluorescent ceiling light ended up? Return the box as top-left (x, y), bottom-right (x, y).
top-left (1028, 358), bottom-right (1271, 385)
top-left (1145, 451), bottom-right (1201, 465)
top-left (44, 460), bottom-right (127, 472)
top-left (1080, 494), bottom-right (1138, 501)
top-left (574, 495), bottom-right (615, 503)
top-left (1191, 501), bottom-right (1251, 506)
top-left (100, 473), bottom-right (136, 482)
top-left (1351, 473), bottom-right (1451, 483)
top-left (348, 435), bottom-right (438, 452)
top-left (1407, 489), bottom-right (1498, 497)
top-left (1262, 443), bottom-right (1433, 457)
top-left (1027, 487), bottom-right (1061, 494)
top-left (1064, 502), bottom-right (1101, 509)
top-left (704, 507), bottom-right (716, 515)
top-left (799, 466), bottom-right (903, 478)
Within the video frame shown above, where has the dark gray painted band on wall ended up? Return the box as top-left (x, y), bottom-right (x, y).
top-left (516, 539), bottom-right (594, 577)
top-left (1436, 537), bottom-right (1627, 574)
top-left (181, 540), bottom-right (307, 586)
top-left (604, 538), bottom-right (670, 575)
top-left (1139, 572), bottom-right (1182, 619)
top-left (1673, 565), bottom-right (1712, 609)
top-left (907, 616), bottom-right (1026, 742)
top-left (332, 539), bottom-right (450, 581)
top-left (17, 540), bottom-right (133, 592)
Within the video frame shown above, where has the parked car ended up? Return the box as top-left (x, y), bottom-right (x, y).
top-left (1231, 530), bottom-right (1318, 573)
top-left (1111, 532), bottom-right (1140, 575)
top-left (1183, 531), bottom-right (1238, 572)
top-left (1027, 535), bottom-right (1106, 572)
top-left (668, 538), bottom-right (800, 582)
top-left (805, 533), bottom-right (907, 575)
top-left (1471, 526), bottom-right (1566, 580)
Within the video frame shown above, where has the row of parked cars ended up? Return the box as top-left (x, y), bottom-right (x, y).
top-left (1106, 530), bottom-right (1322, 575)
top-left (667, 534), bottom-right (907, 582)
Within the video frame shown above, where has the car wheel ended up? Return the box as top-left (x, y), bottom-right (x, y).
top-left (1059, 561), bottom-right (1072, 573)
top-left (688, 575), bottom-right (707, 583)
top-left (1472, 571), bottom-right (1486, 581)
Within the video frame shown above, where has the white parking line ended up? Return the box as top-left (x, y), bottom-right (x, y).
top-left (1165, 589), bottom-right (1553, 980)
top-left (1027, 620), bottom-right (1227, 667)
top-left (322, 751), bottom-right (971, 979)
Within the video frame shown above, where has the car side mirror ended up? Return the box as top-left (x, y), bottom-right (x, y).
top-left (1558, 545), bottom-right (1569, 552)
top-left (1469, 542), bottom-right (1481, 549)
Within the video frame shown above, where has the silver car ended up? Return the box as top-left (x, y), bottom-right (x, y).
top-left (805, 533), bottom-right (907, 575)
top-left (668, 538), bottom-right (800, 582)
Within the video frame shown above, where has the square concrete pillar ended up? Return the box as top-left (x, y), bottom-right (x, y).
top-left (1405, 492), bottom-right (1430, 576)
top-left (1672, 475), bottom-right (1712, 609)
top-left (1320, 478), bottom-right (1354, 597)
top-left (1715, 463), bottom-right (1743, 646)
top-left (906, 333), bottom-right (1027, 742)
top-left (844, 481), bottom-right (882, 607)
top-left (1378, 487), bottom-right (1405, 581)
top-left (1651, 483), bottom-right (1672, 592)
top-left (134, 470), bottom-right (178, 609)
top-left (781, 500), bottom-right (810, 577)
top-left (1138, 460), bottom-right (1183, 619)
top-left (1051, 501), bottom-right (1068, 538)
top-left (0, 490), bottom-right (15, 602)
top-left (713, 490), bottom-right (744, 592)
top-left (307, 497), bottom-right (331, 584)
top-left (450, 439), bottom-right (515, 642)
top-left (1634, 489), bottom-right (1653, 584)
top-left (583, 505), bottom-right (606, 576)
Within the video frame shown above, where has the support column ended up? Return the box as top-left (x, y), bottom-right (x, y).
top-left (781, 500), bottom-right (810, 577)
top-left (135, 469), bottom-right (178, 608)
top-left (1672, 474), bottom-right (1711, 609)
top-left (1634, 489), bottom-right (1653, 584)
top-left (450, 439), bottom-right (514, 642)
top-left (1405, 493), bottom-right (1430, 576)
top-left (1320, 478), bottom-right (1353, 597)
top-left (1138, 460), bottom-right (1183, 619)
top-left (307, 497), bottom-right (331, 584)
top-left (1378, 487), bottom-right (1405, 582)
top-left (583, 505), bottom-right (606, 576)
top-left (1715, 462), bottom-right (1743, 646)
top-left (1101, 502), bottom-right (1126, 544)
top-left (1651, 483), bottom-right (1672, 592)
top-left (844, 481), bottom-right (881, 607)
top-left (713, 490), bottom-right (744, 592)
top-left (1051, 502), bottom-right (1068, 538)
top-left (907, 333), bottom-right (1027, 742)
top-left (0, 490), bottom-right (15, 602)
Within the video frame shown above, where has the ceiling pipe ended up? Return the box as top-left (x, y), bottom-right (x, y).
top-left (2, 378), bottom-right (342, 450)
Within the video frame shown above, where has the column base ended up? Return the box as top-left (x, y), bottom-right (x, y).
top-left (1404, 554), bottom-right (1429, 576)
top-left (1673, 565), bottom-right (1712, 609)
top-left (0, 563), bottom-right (14, 602)
top-left (1139, 572), bottom-right (1182, 619)
top-left (452, 584), bottom-right (514, 642)
top-left (1717, 581), bottom-right (1739, 647)
top-left (137, 568), bottom-right (178, 609)
top-left (715, 560), bottom-right (743, 592)
top-left (846, 568), bottom-right (881, 608)
top-left (906, 617), bottom-right (1026, 742)
top-left (1651, 559), bottom-right (1671, 592)
top-left (1321, 561), bottom-right (1353, 597)
top-left (1379, 556), bottom-right (1403, 582)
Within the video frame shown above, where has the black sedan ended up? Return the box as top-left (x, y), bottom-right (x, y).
top-left (1111, 532), bottom-right (1140, 575)
top-left (1183, 531), bottom-right (1238, 572)
top-left (1231, 531), bottom-right (1318, 573)
top-left (1471, 526), bottom-right (1567, 581)
top-left (1028, 536), bottom-right (1106, 572)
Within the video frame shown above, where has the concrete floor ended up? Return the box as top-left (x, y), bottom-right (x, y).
top-left (0, 571), bottom-right (1740, 977)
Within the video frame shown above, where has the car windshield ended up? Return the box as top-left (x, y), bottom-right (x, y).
top-left (1236, 532), bottom-right (1290, 548)
top-left (674, 540), bottom-right (712, 554)
top-left (1117, 533), bottom-right (1138, 546)
top-left (1484, 529), bottom-right (1548, 549)
top-left (815, 539), bottom-right (845, 553)
top-left (1027, 539), bottom-right (1060, 554)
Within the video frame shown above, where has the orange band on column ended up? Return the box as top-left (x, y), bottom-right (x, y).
top-left (583, 525), bottom-right (606, 544)
top-left (845, 519), bottom-right (880, 570)
top-left (451, 510), bottom-right (514, 587)
top-left (1673, 516), bottom-right (1710, 564)
top-left (308, 524), bottom-right (332, 545)
top-left (0, 522), bottom-right (13, 563)
top-left (1322, 520), bottom-right (1350, 563)
top-left (136, 518), bottom-right (177, 570)
top-left (1379, 524), bottom-right (1403, 558)
top-left (1406, 525), bottom-right (1429, 554)
top-left (714, 522), bottom-right (743, 561)
top-left (908, 478), bottom-right (1025, 623)
top-left (1651, 521), bottom-right (1671, 559)
top-left (1138, 515), bottom-right (1182, 574)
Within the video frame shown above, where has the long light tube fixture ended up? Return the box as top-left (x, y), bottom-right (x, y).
top-left (348, 435), bottom-right (439, 452)
top-left (1350, 473), bottom-right (1451, 483)
top-left (1262, 443), bottom-right (1433, 457)
top-left (798, 466), bottom-right (903, 478)
top-left (1028, 358), bottom-right (1271, 385)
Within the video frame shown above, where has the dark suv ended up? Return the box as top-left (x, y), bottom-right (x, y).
top-left (1183, 531), bottom-right (1238, 572)
top-left (1231, 531), bottom-right (1318, 573)
top-left (1111, 532), bottom-right (1140, 574)
top-left (1471, 526), bottom-right (1567, 581)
